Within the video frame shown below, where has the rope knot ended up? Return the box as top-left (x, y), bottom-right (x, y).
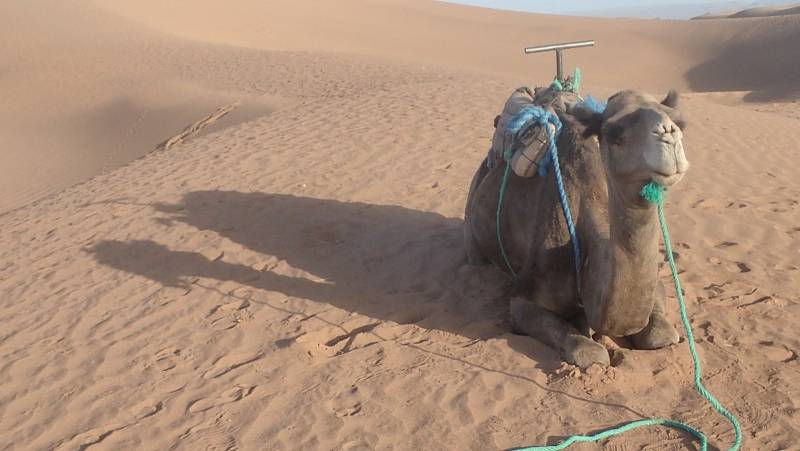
top-left (640, 181), bottom-right (666, 205)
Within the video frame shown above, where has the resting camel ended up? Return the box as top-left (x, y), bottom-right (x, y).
top-left (464, 90), bottom-right (689, 367)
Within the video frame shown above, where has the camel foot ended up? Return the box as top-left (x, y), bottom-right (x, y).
top-left (510, 297), bottom-right (609, 368)
top-left (630, 313), bottom-right (679, 350)
top-left (562, 335), bottom-right (611, 368)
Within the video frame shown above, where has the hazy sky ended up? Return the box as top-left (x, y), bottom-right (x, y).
top-left (442, 0), bottom-right (789, 18)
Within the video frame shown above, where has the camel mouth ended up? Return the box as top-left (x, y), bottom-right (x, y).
top-left (651, 171), bottom-right (684, 187)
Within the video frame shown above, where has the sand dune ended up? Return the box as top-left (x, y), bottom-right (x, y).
top-left (4, 0), bottom-right (800, 213)
top-left (694, 3), bottom-right (800, 19)
top-left (0, 0), bottom-right (290, 214)
top-left (1, 0), bottom-right (800, 450)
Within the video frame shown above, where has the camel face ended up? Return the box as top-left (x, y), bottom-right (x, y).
top-left (600, 91), bottom-right (689, 189)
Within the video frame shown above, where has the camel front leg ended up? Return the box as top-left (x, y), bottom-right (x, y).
top-left (510, 296), bottom-right (610, 368)
top-left (630, 281), bottom-right (680, 350)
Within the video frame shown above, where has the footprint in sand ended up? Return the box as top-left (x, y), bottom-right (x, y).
top-left (327, 385), bottom-right (363, 418)
top-left (55, 400), bottom-right (163, 450)
top-left (726, 201), bottom-right (748, 209)
top-left (708, 257), bottom-right (752, 273)
top-left (760, 341), bottom-right (797, 363)
top-left (703, 281), bottom-right (730, 299)
top-left (767, 199), bottom-right (799, 213)
top-left (154, 346), bottom-right (181, 372)
top-left (206, 299), bottom-right (252, 331)
top-left (202, 352), bottom-right (263, 379)
top-left (296, 323), bottom-right (382, 358)
top-left (174, 413), bottom-right (237, 451)
top-left (188, 385), bottom-right (255, 413)
top-left (659, 249), bottom-right (681, 260)
top-left (729, 262), bottom-right (752, 273)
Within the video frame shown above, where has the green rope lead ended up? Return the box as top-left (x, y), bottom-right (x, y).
top-left (497, 162), bottom-right (517, 279)
top-left (514, 418), bottom-right (707, 451)
top-left (644, 182), bottom-right (743, 450)
top-left (516, 182), bottom-right (742, 451)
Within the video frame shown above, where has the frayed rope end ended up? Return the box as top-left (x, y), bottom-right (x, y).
top-left (640, 181), bottom-right (666, 205)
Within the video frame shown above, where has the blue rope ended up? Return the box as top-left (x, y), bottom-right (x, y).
top-left (579, 95), bottom-right (607, 114)
top-left (543, 115), bottom-right (581, 295)
top-left (496, 106), bottom-right (580, 295)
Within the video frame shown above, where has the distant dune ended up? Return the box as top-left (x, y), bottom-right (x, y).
top-left (694, 2), bottom-right (800, 19)
top-left (570, 2), bottom-right (750, 20)
top-left (2, 0), bottom-right (799, 214)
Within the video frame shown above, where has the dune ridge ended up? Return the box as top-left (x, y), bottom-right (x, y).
top-left (1, 0), bottom-right (800, 450)
top-left (4, 0), bottom-right (800, 213)
top-left (694, 2), bottom-right (800, 19)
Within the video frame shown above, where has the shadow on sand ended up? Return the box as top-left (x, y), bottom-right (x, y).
top-left (686, 28), bottom-right (800, 103)
top-left (87, 190), bottom-right (653, 424)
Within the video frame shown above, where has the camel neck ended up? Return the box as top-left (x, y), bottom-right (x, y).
top-left (586, 182), bottom-right (661, 336)
top-left (608, 184), bottom-right (660, 254)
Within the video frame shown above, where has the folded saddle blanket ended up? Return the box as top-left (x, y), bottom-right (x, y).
top-left (488, 85), bottom-right (581, 177)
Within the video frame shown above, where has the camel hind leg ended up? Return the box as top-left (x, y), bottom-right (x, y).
top-left (464, 159), bottom-right (491, 266)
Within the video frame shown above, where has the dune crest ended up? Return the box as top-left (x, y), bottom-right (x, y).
top-left (694, 3), bottom-right (800, 19)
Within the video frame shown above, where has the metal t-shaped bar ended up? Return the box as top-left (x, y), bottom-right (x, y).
top-left (524, 40), bottom-right (595, 82)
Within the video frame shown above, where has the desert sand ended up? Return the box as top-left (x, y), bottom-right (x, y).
top-left (1, 0), bottom-right (800, 449)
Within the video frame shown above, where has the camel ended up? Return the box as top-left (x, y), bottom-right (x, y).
top-left (464, 89), bottom-right (689, 368)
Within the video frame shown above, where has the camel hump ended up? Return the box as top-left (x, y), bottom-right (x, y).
top-left (488, 85), bottom-right (582, 178)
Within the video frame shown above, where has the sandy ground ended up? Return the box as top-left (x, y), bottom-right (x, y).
top-left (2, 1), bottom-right (800, 449)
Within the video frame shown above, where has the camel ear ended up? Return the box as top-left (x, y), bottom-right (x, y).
top-left (570, 103), bottom-right (603, 137)
top-left (661, 90), bottom-right (679, 108)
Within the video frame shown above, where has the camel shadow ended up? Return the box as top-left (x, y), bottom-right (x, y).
top-left (88, 190), bottom-right (657, 422)
top-left (90, 190), bottom-right (516, 339)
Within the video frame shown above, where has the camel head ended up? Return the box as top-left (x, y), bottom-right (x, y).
top-left (575, 90), bottom-right (689, 195)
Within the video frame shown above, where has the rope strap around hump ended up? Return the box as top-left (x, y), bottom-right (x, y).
top-left (496, 106), bottom-right (580, 294)
top-left (515, 182), bottom-right (743, 451)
